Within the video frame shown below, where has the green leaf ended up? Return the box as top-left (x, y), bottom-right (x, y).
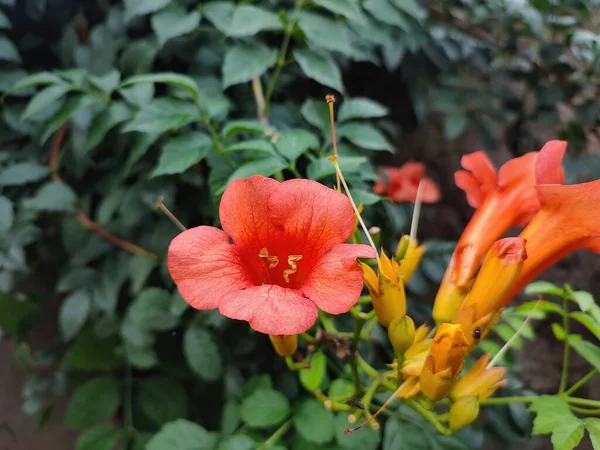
top-left (222, 139), bottom-right (277, 156)
top-left (146, 419), bottom-right (214, 450)
top-left (329, 379), bottom-right (354, 398)
top-left (41, 94), bottom-right (100, 143)
top-left (21, 84), bottom-right (71, 120)
top-left (120, 73), bottom-right (200, 99)
top-left (151, 8), bottom-right (201, 46)
top-left (299, 351), bottom-right (326, 391)
top-left (0, 163), bottom-right (49, 186)
top-left (307, 156), bottom-right (368, 181)
top-left (275, 129), bottom-right (319, 162)
top-left (119, 83), bottom-right (155, 107)
top-left (23, 182), bottom-right (77, 212)
top-left (0, 36), bottom-right (21, 63)
top-left (382, 418), bottom-right (428, 450)
top-left (64, 325), bottom-right (123, 370)
top-left (66, 377), bottom-right (120, 429)
top-left (350, 188), bottom-right (381, 206)
top-left (364, 0), bottom-right (408, 29)
top-left (335, 413), bottom-right (380, 449)
top-left (294, 399), bottom-right (334, 444)
top-left (338, 98), bottom-right (389, 122)
top-left (221, 400), bottom-right (240, 436)
top-left (584, 418), bottom-right (600, 450)
top-left (203, 2), bottom-right (235, 34)
top-left (552, 421), bottom-right (585, 450)
top-left (123, 132), bottom-right (160, 175)
top-left (391, 0), bottom-right (425, 19)
top-left (0, 10), bottom-right (11, 29)
top-left (152, 131), bottom-right (212, 177)
top-left (128, 254), bottom-right (157, 295)
top-left (222, 43), bottom-right (277, 89)
top-left (569, 339), bottom-right (600, 371)
top-left (183, 327), bottom-right (223, 381)
top-left (0, 196), bottom-right (14, 232)
top-left (294, 48), bottom-right (344, 93)
top-left (301, 99), bottom-right (331, 133)
top-left (8, 72), bottom-right (62, 93)
top-left (129, 287), bottom-right (179, 331)
top-left (524, 280), bottom-right (563, 296)
top-left (138, 377), bottom-right (188, 425)
top-left (222, 157), bottom-right (287, 194)
top-left (569, 312), bottom-right (600, 340)
top-left (444, 114), bottom-right (469, 140)
top-left (85, 102), bottom-right (132, 152)
top-left (298, 12), bottom-right (354, 56)
top-left (311, 0), bottom-right (366, 24)
top-left (240, 388), bottom-right (290, 428)
top-left (530, 396), bottom-right (574, 435)
top-left (89, 71), bottom-right (121, 95)
top-left (124, 98), bottom-right (199, 133)
top-left (59, 289), bottom-right (92, 340)
top-left (228, 5), bottom-right (282, 37)
top-left (76, 424), bottom-right (122, 450)
top-left (0, 293), bottom-right (38, 336)
top-left (222, 120), bottom-right (270, 138)
top-left (218, 435), bottom-right (256, 450)
top-left (124, 0), bottom-right (171, 21)
top-left (572, 291), bottom-right (595, 312)
top-left (337, 123), bottom-right (393, 151)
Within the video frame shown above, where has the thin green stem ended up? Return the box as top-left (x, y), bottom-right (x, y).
top-left (564, 369), bottom-right (598, 396)
top-left (263, 0), bottom-right (304, 112)
top-left (256, 418), bottom-right (292, 450)
top-left (319, 311), bottom-right (338, 333)
top-left (288, 163), bottom-right (302, 178)
top-left (350, 315), bottom-right (366, 395)
top-left (563, 396), bottom-right (600, 408)
top-left (404, 399), bottom-right (451, 435)
top-left (569, 405), bottom-right (600, 415)
top-left (482, 396), bottom-right (538, 405)
top-left (558, 295), bottom-right (570, 393)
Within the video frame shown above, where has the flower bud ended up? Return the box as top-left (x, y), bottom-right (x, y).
top-left (432, 265), bottom-right (470, 325)
top-left (420, 323), bottom-right (468, 401)
top-left (450, 353), bottom-right (508, 401)
top-left (388, 315), bottom-right (415, 353)
top-left (269, 334), bottom-right (298, 357)
top-left (397, 239), bottom-right (425, 283)
top-left (449, 396), bottom-right (480, 430)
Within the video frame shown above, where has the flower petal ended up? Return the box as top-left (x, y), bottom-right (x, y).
top-left (220, 175), bottom-right (281, 249)
top-left (421, 178), bottom-right (441, 203)
top-left (535, 140), bottom-right (567, 185)
top-left (460, 151), bottom-right (497, 194)
top-left (302, 243), bottom-right (377, 314)
top-left (455, 171), bottom-right (485, 208)
top-left (218, 285), bottom-right (318, 335)
top-left (168, 226), bottom-right (251, 310)
top-left (268, 179), bottom-right (355, 256)
top-left (498, 152), bottom-right (537, 190)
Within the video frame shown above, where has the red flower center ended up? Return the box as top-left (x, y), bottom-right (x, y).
top-left (256, 247), bottom-right (305, 288)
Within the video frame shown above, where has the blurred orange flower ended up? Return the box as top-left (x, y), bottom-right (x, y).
top-left (373, 162), bottom-right (440, 204)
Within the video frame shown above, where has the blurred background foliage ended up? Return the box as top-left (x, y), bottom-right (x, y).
top-left (0, 0), bottom-right (599, 449)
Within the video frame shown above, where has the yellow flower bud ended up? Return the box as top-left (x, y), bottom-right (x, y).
top-left (450, 354), bottom-right (508, 401)
top-left (388, 315), bottom-right (415, 353)
top-left (396, 376), bottom-right (421, 399)
top-left (396, 238), bottom-right (425, 283)
top-left (449, 396), bottom-right (480, 430)
top-left (269, 334), bottom-right (298, 357)
top-left (432, 265), bottom-right (470, 325)
top-left (420, 323), bottom-right (468, 401)
top-left (360, 252), bottom-right (406, 327)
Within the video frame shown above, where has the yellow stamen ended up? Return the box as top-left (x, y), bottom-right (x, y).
top-left (259, 247), bottom-right (279, 268)
top-left (283, 254), bottom-right (303, 283)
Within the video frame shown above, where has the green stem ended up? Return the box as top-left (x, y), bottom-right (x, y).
top-left (256, 419), bottom-right (292, 450)
top-left (319, 311), bottom-right (337, 333)
top-left (350, 315), bottom-right (366, 395)
top-left (564, 369), bottom-right (598, 396)
top-left (263, 0), bottom-right (304, 113)
top-left (569, 405), bottom-right (600, 415)
top-left (288, 163), bottom-right (302, 178)
top-left (482, 396), bottom-right (538, 405)
top-left (558, 295), bottom-right (570, 393)
top-left (563, 396), bottom-right (600, 408)
top-left (356, 355), bottom-right (396, 391)
top-left (404, 399), bottom-right (451, 435)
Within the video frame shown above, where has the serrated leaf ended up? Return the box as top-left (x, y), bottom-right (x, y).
top-left (240, 388), bottom-right (290, 428)
top-left (21, 84), bottom-right (71, 120)
top-left (0, 36), bottom-right (21, 63)
top-left (151, 8), bottom-right (201, 46)
top-left (275, 129), bottom-right (319, 162)
top-left (299, 351), bottom-right (326, 391)
top-left (364, 0), bottom-right (408, 29)
top-left (551, 420), bottom-right (585, 450)
top-left (337, 122), bottom-right (393, 151)
top-left (66, 377), bottom-right (120, 429)
top-left (530, 396), bottom-right (573, 435)
top-left (76, 424), bottom-right (122, 450)
top-left (124, 97), bottom-right (199, 133)
top-left (152, 131), bottom-right (212, 177)
top-left (85, 102), bottom-right (132, 152)
top-left (59, 289), bottom-right (92, 340)
top-left (124, 0), bottom-right (171, 21)
top-left (0, 163), bottom-right (49, 186)
top-left (569, 339), bottom-right (600, 371)
top-left (338, 98), bottom-right (389, 122)
top-left (222, 43), bottom-right (277, 88)
top-left (228, 5), bottom-right (282, 37)
top-left (183, 327), bottom-right (222, 381)
top-left (293, 399), bottom-right (334, 444)
top-left (294, 48), bottom-right (344, 93)
top-left (146, 419), bottom-right (213, 450)
top-left (23, 182), bottom-right (77, 212)
top-left (584, 418), bottom-right (600, 450)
